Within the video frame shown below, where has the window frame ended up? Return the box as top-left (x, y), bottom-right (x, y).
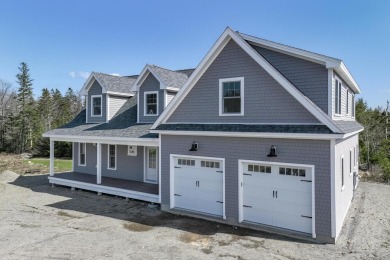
top-left (335, 79), bottom-right (342, 115)
top-left (107, 144), bottom-right (117, 170)
top-left (78, 143), bottom-right (86, 166)
top-left (346, 89), bottom-right (349, 115)
top-left (219, 77), bottom-right (244, 116)
top-left (91, 95), bottom-right (103, 117)
top-left (144, 91), bottom-right (159, 116)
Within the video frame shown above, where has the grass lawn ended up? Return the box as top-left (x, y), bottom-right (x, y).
top-left (25, 158), bottom-right (72, 172)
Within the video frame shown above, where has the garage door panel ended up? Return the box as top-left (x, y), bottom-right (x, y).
top-left (273, 213), bottom-right (312, 234)
top-left (243, 207), bottom-right (273, 226)
top-left (241, 161), bottom-right (313, 235)
top-left (273, 200), bottom-right (312, 217)
top-left (174, 195), bottom-right (223, 216)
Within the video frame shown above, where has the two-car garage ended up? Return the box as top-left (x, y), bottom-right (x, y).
top-left (170, 155), bottom-right (315, 237)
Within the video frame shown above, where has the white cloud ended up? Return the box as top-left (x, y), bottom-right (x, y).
top-left (110, 73), bottom-right (120, 76)
top-left (69, 71), bottom-right (91, 79)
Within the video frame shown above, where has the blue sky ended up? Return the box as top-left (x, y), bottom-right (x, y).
top-left (0, 0), bottom-right (389, 108)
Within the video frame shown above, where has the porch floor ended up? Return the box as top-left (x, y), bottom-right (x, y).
top-left (52, 172), bottom-right (158, 195)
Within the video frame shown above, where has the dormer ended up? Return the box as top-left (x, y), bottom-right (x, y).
top-left (80, 72), bottom-right (136, 123)
top-left (132, 65), bottom-right (193, 123)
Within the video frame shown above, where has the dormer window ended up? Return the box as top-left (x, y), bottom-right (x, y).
top-left (144, 91), bottom-right (158, 116)
top-left (219, 77), bottom-right (244, 116)
top-left (91, 95), bottom-right (102, 117)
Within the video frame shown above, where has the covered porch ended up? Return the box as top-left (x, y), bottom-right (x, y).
top-left (46, 135), bottom-right (160, 204)
top-left (49, 172), bottom-right (159, 203)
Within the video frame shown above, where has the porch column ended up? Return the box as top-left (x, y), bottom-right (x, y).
top-left (49, 139), bottom-right (54, 177)
top-left (97, 143), bottom-right (102, 184)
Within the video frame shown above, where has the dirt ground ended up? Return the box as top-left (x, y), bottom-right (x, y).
top-left (0, 171), bottom-right (389, 260)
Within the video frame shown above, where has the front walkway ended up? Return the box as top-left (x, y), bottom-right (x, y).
top-left (49, 172), bottom-right (159, 203)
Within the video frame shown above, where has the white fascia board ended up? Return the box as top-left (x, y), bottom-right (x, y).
top-left (240, 33), bottom-right (360, 94)
top-left (80, 74), bottom-right (108, 95)
top-left (152, 130), bottom-right (343, 140)
top-left (42, 134), bottom-right (159, 145)
top-left (152, 28), bottom-right (341, 134)
top-left (106, 91), bottom-right (134, 97)
top-left (342, 129), bottom-right (364, 139)
top-left (134, 65), bottom-right (166, 91)
top-left (152, 28), bottom-right (233, 129)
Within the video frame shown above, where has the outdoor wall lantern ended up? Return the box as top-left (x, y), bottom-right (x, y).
top-left (189, 141), bottom-right (198, 151)
top-left (267, 145), bottom-right (277, 157)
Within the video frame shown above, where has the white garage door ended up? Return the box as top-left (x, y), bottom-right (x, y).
top-left (172, 156), bottom-right (224, 217)
top-left (240, 161), bottom-right (313, 234)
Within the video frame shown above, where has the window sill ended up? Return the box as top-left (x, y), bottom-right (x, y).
top-left (143, 114), bottom-right (158, 117)
top-left (107, 168), bottom-right (116, 171)
top-left (78, 164), bottom-right (86, 167)
top-left (91, 115), bottom-right (102, 117)
top-left (219, 113), bottom-right (244, 117)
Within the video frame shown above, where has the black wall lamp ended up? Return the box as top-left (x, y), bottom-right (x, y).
top-left (267, 145), bottom-right (277, 157)
top-left (189, 141), bottom-right (198, 151)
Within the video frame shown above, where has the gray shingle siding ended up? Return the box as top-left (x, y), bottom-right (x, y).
top-left (101, 144), bottom-right (145, 181)
top-left (73, 142), bottom-right (97, 175)
top-left (166, 40), bottom-right (319, 124)
top-left (250, 44), bottom-right (329, 113)
top-left (87, 81), bottom-right (107, 123)
top-left (108, 95), bottom-right (128, 120)
top-left (160, 135), bottom-right (331, 237)
top-left (138, 73), bottom-right (164, 123)
top-left (73, 143), bottom-right (145, 182)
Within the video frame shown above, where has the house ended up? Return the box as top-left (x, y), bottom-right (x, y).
top-left (43, 27), bottom-right (363, 243)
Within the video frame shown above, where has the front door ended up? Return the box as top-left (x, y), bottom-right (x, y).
top-left (145, 147), bottom-right (158, 183)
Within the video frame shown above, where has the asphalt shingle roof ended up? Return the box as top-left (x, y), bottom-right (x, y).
top-left (92, 72), bottom-right (137, 94)
top-left (150, 65), bottom-right (194, 89)
top-left (44, 97), bottom-right (157, 139)
top-left (155, 124), bottom-right (334, 134)
top-left (332, 120), bottom-right (364, 134)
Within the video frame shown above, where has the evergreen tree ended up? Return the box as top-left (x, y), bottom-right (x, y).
top-left (16, 62), bottom-right (34, 153)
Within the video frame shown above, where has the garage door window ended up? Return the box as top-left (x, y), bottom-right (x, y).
top-left (279, 167), bottom-right (306, 177)
top-left (248, 164), bottom-right (271, 173)
top-left (201, 160), bottom-right (220, 168)
top-left (178, 159), bottom-right (195, 166)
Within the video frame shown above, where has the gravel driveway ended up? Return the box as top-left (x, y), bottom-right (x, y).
top-left (0, 171), bottom-right (389, 260)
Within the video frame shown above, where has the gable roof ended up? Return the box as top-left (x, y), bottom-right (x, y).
top-left (238, 32), bottom-right (360, 94)
top-left (132, 64), bottom-right (194, 92)
top-left (80, 72), bottom-right (137, 96)
top-left (151, 27), bottom-right (342, 133)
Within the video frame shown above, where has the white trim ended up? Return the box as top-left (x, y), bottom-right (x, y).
top-left (78, 142), bottom-right (86, 166)
top-left (97, 143), bottom-right (102, 184)
top-left (341, 155), bottom-right (345, 190)
top-left (342, 129), bottom-right (363, 139)
top-left (49, 139), bottom-right (54, 176)
top-left (48, 177), bottom-right (159, 203)
top-left (328, 69), bottom-right (333, 116)
top-left (162, 122), bottom-right (324, 125)
top-left (137, 93), bottom-right (140, 123)
top-left (106, 94), bottom-right (109, 122)
top-left (144, 147), bottom-right (159, 184)
top-left (42, 134), bottom-right (159, 146)
top-left (239, 32), bottom-right (360, 93)
top-left (91, 95), bottom-right (103, 117)
top-left (85, 97), bottom-right (89, 123)
top-left (346, 90), bottom-right (350, 116)
top-left (219, 77), bottom-right (245, 116)
top-left (80, 75), bottom-right (108, 96)
top-left (106, 91), bottom-right (134, 97)
top-left (163, 90), bottom-right (167, 108)
top-left (170, 154), bottom-right (226, 220)
top-left (330, 139), bottom-right (336, 238)
top-left (150, 130), bottom-right (343, 140)
top-left (152, 28), bottom-right (341, 134)
top-left (158, 135), bottom-right (162, 203)
top-left (238, 159), bottom-right (316, 238)
top-left (144, 91), bottom-right (159, 116)
top-left (133, 65), bottom-right (166, 91)
top-left (71, 142), bottom-right (74, 172)
top-left (107, 144), bottom-right (117, 170)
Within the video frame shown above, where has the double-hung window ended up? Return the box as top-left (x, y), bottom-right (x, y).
top-left (219, 77), bottom-right (244, 116)
top-left (79, 143), bottom-right (86, 166)
top-left (108, 145), bottom-right (116, 170)
top-left (335, 79), bottom-right (341, 115)
top-left (144, 91), bottom-right (158, 115)
top-left (91, 95), bottom-right (102, 116)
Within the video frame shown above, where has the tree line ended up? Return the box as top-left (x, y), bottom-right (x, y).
top-left (0, 62), bottom-right (83, 157)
